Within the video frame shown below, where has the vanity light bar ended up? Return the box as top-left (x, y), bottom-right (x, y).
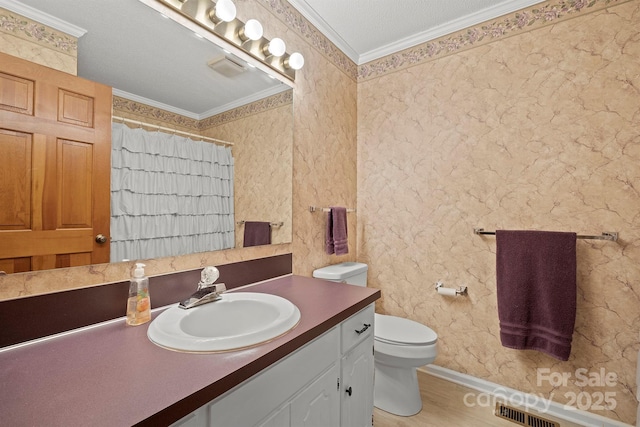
top-left (157, 0), bottom-right (302, 81)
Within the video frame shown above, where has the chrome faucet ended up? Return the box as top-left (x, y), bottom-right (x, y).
top-left (179, 266), bottom-right (227, 309)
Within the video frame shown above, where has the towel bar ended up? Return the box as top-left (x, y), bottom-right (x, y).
top-left (473, 228), bottom-right (618, 242)
top-left (309, 206), bottom-right (356, 213)
top-left (237, 220), bottom-right (284, 227)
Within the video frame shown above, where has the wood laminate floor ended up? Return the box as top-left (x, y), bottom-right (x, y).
top-left (373, 370), bottom-right (584, 427)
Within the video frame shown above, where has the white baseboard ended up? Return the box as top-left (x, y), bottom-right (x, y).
top-left (421, 365), bottom-right (634, 427)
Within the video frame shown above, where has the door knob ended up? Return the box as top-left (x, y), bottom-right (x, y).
top-left (95, 234), bottom-right (107, 244)
top-left (345, 386), bottom-right (352, 396)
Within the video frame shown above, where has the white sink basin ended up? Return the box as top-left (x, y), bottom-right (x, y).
top-left (147, 292), bottom-right (301, 352)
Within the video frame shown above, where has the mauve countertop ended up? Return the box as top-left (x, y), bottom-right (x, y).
top-left (0, 275), bottom-right (380, 426)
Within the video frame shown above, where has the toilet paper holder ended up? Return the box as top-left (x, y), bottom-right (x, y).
top-left (435, 281), bottom-right (468, 296)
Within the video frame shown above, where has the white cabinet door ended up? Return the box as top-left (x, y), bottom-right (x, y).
top-left (290, 363), bottom-right (340, 427)
top-left (341, 339), bottom-right (374, 427)
top-left (258, 404), bottom-right (290, 427)
top-left (197, 328), bottom-right (339, 427)
top-left (172, 407), bottom-right (207, 427)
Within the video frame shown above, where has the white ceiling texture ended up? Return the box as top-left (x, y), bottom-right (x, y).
top-left (288, 0), bottom-right (544, 64)
top-left (4, 0), bottom-right (544, 117)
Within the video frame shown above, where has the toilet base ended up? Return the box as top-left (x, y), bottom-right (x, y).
top-left (374, 362), bottom-right (422, 416)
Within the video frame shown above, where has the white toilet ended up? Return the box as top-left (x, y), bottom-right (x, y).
top-left (313, 262), bottom-right (438, 416)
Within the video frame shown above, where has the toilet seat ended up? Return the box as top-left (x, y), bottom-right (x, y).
top-left (374, 313), bottom-right (437, 346)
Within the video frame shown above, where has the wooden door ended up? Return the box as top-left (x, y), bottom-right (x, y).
top-left (0, 52), bottom-right (112, 273)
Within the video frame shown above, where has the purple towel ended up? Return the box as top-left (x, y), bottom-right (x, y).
top-left (496, 230), bottom-right (577, 361)
top-left (243, 221), bottom-right (271, 247)
top-left (325, 207), bottom-right (348, 255)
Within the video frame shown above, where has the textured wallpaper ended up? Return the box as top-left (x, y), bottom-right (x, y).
top-left (2, 1), bottom-right (638, 423)
top-left (239, 0), bottom-right (360, 273)
top-left (0, 6), bottom-right (77, 75)
top-left (204, 101), bottom-right (293, 248)
top-left (357, 1), bottom-right (640, 423)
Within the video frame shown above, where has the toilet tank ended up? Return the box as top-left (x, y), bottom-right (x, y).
top-left (312, 262), bottom-right (368, 286)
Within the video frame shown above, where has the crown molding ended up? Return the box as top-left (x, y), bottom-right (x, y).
top-left (287, 0), bottom-right (544, 65)
top-left (112, 88), bottom-right (200, 120)
top-left (359, 0), bottom-right (545, 64)
top-left (200, 85), bottom-right (291, 118)
top-left (357, 0), bottom-right (628, 81)
top-left (0, 0), bottom-right (86, 37)
top-left (286, 0), bottom-right (359, 63)
top-left (114, 84), bottom-right (290, 122)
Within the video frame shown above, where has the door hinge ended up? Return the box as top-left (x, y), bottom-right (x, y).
top-left (337, 377), bottom-right (340, 390)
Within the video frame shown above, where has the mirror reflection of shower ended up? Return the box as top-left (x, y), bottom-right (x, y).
top-left (3, 0), bottom-right (295, 274)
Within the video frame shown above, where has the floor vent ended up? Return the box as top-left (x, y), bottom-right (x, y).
top-left (495, 403), bottom-right (560, 427)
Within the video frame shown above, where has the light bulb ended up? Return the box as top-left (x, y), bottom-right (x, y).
top-left (285, 52), bottom-right (304, 70)
top-left (238, 19), bottom-right (263, 42)
top-left (210, 0), bottom-right (236, 23)
top-left (266, 37), bottom-right (286, 57)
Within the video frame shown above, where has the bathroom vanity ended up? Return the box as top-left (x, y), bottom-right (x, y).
top-left (0, 274), bottom-right (379, 426)
top-left (175, 304), bottom-right (375, 427)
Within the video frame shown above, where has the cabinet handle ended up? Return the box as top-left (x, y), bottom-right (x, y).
top-left (345, 386), bottom-right (352, 396)
top-left (355, 323), bottom-right (371, 335)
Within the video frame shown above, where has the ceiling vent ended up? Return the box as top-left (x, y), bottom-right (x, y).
top-left (207, 55), bottom-right (246, 78)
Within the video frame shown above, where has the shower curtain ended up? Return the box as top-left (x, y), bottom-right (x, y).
top-left (110, 122), bottom-right (235, 262)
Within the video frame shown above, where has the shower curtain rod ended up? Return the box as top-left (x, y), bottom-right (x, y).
top-left (112, 116), bottom-right (234, 147)
top-left (473, 228), bottom-right (618, 242)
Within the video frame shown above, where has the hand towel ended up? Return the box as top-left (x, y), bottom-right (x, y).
top-left (243, 221), bottom-right (271, 247)
top-left (496, 230), bottom-right (577, 361)
top-left (325, 207), bottom-right (348, 255)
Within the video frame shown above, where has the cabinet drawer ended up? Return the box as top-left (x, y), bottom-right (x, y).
top-left (341, 304), bottom-right (374, 353)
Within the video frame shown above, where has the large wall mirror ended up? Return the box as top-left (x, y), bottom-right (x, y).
top-left (4, 0), bottom-right (293, 273)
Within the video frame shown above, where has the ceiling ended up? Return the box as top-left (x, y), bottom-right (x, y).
top-left (5, 0), bottom-right (544, 117)
top-left (288, 0), bottom-right (544, 64)
top-left (6, 0), bottom-right (289, 119)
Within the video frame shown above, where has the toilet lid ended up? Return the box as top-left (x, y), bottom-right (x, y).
top-left (374, 313), bottom-right (437, 345)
